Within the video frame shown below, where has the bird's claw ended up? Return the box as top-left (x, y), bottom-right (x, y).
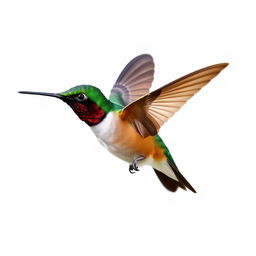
top-left (129, 163), bottom-right (139, 174)
top-left (129, 155), bottom-right (145, 174)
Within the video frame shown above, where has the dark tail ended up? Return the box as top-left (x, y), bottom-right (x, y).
top-left (154, 160), bottom-right (196, 193)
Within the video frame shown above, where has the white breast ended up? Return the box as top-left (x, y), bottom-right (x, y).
top-left (90, 112), bottom-right (133, 162)
top-left (91, 111), bottom-right (116, 143)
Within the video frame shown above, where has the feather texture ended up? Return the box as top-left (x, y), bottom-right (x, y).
top-left (121, 63), bottom-right (228, 137)
top-left (109, 54), bottom-right (154, 106)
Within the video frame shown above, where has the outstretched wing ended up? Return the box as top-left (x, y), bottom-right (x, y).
top-left (120, 63), bottom-right (229, 137)
top-left (109, 54), bottom-right (154, 106)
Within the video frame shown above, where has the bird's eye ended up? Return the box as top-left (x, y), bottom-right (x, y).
top-left (75, 93), bottom-right (87, 101)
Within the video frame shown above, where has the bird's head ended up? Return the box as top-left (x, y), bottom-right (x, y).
top-left (19, 85), bottom-right (115, 126)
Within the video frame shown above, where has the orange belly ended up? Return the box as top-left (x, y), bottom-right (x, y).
top-left (113, 115), bottom-right (166, 161)
top-left (91, 111), bottom-right (167, 163)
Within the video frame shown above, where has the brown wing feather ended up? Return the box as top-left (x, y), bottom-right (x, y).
top-left (121, 63), bottom-right (228, 137)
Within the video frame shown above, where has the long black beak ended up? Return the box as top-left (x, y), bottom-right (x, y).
top-left (18, 91), bottom-right (63, 99)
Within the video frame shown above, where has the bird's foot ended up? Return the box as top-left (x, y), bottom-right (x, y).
top-left (129, 164), bottom-right (139, 174)
top-left (129, 155), bottom-right (145, 174)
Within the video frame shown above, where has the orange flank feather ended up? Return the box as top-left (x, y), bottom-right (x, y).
top-left (113, 112), bottom-right (167, 161)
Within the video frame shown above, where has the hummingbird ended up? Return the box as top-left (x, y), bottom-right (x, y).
top-left (19, 54), bottom-right (228, 193)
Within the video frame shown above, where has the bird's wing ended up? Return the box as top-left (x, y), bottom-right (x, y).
top-left (109, 54), bottom-right (154, 106)
top-left (120, 63), bottom-right (228, 138)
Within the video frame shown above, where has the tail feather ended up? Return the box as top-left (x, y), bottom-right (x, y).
top-left (168, 159), bottom-right (196, 193)
top-left (154, 160), bottom-right (196, 193)
top-left (154, 169), bottom-right (184, 192)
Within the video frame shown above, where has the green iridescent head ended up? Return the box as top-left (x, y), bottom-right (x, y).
top-left (60, 84), bottom-right (101, 100)
top-left (59, 85), bottom-right (113, 112)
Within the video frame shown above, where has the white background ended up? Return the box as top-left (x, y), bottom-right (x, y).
top-left (1, 0), bottom-right (256, 255)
